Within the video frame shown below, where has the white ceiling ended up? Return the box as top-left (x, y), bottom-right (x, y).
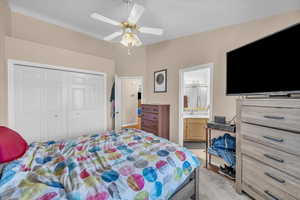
top-left (9, 0), bottom-right (300, 45)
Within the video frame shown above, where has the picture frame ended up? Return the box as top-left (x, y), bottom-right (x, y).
top-left (154, 69), bottom-right (167, 93)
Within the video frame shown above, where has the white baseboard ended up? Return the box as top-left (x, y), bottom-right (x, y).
top-left (0, 120), bottom-right (5, 126)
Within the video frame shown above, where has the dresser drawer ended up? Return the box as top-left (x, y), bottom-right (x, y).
top-left (142, 105), bottom-right (159, 113)
top-left (141, 126), bottom-right (158, 134)
top-left (243, 155), bottom-right (300, 199)
top-left (241, 106), bottom-right (300, 132)
top-left (141, 112), bottom-right (159, 121)
top-left (241, 123), bottom-right (300, 156)
top-left (141, 119), bottom-right (158, 130)
top-left (242, 181), bottom-right (297, 200)
top-left (242, 139), bottom-right (300, 179)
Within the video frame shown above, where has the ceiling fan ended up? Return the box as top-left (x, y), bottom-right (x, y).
top-left (91, 1), bottom-right (163, 54)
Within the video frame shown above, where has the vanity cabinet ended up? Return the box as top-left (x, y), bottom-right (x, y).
top-left (184, 118), bottom-right (208, 141)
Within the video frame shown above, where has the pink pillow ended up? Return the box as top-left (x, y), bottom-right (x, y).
top-left (0, 126), bottom-right (28, 163)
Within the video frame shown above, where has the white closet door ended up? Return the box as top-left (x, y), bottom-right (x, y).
top-left (11, 63), bottom-right (106, 142)
top-left (13, 66), bottom-right (44, 142)
top-left (84, 74), bottom-right (105, 133)
top-left (67, 72), bottom-right (105, 138)
top-left (43, 69), bottom-right (67, 141)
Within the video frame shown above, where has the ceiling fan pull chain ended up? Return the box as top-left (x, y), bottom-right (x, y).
top-left (127, 44), bottom-right (132, 55)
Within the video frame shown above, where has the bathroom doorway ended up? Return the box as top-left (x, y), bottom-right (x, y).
top-left (179, 63), bottom-right (213, 160)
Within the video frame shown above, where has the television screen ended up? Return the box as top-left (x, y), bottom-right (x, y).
top-left (226, 23), bottom-right (300, 95)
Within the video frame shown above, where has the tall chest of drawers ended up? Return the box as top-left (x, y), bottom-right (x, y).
top-left (236, 99), bottom-right (300, 200)
top-left (141, 104), bottom-right (170, 140)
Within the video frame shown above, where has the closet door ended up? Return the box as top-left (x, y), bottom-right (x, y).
top-left (43, 69), bottom-right (67, 141)
top-left (11, 63), bottom-right (106, 142)
top-left (67, 72), bottom-right (105, 137)
top-left (13, 66), bottom-right (44, 142)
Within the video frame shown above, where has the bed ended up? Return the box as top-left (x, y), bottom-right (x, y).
top-left (0, 128), bottom-right (200, 200)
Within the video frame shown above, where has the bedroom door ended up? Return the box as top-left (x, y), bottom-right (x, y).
top-left (114, 75), bottom-right (122, 131)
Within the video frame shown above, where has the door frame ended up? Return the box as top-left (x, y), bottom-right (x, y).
top-left (116, 76), bottom-right (144, 129)
top-left (8, 59), bottom-right (108, 131)
top-left (178, 63), bottom-right (214, 146)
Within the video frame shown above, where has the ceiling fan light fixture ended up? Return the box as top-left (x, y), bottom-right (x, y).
top-left (121, 32), bottom-right (140, 47)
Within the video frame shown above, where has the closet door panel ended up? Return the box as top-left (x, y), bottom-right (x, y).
top-left (43, 70), bottom-right (67, 141)
top-left (68, 73), bottom-right (86, 137)
top-left (68, 72), bottom-right (105, 137)
top-left (13, 66), bottom-right (44, 142)
top-left (85, 74), bottom-right (105, 133)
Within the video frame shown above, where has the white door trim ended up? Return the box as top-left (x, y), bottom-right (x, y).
top-left (8, 59), bottom-right (108, 131)
top-left (178, 63), bottom-right (214, 146)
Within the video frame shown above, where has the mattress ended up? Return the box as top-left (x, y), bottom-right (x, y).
top-left (0, 129), bottom-right (200, 200)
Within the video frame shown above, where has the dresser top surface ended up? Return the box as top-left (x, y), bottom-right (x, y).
top-left (142, 104), bottom-right (170, 106)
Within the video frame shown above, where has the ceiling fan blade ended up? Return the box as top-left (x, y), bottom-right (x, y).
top-left (128, 4), bottom-right (145, 24)
top-left (104, 31), bottom-right (123, 41)
top-left (91, 13), bottom-right (121, 26)
top-left (139, 27), bottom-right (164, 35)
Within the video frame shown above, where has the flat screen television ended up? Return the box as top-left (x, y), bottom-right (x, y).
top-left (226, 23), bottom-right (300, 96)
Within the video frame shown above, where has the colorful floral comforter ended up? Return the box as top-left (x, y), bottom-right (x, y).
top-left (0, 129), bottom-right (200, 200)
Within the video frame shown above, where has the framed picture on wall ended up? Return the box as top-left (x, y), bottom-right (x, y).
top-left (154, 69), bottom-right (167, 93)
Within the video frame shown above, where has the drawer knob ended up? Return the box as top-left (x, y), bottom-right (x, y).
top-left (263, 136), bottom-right (284, 143)
top-left (264, 172), bottom-right (285, 184)
top-left (264, 190), bottom-right (280, 200)
top-left (264, 154), bottom-right (284, 163)
top-left (263, 115), bottom-right (285, 120)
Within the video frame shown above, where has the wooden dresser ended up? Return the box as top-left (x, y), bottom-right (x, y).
top-left (236, 99), bottom-right (300, 200)
top-left (141, 104), bottom-right (170, 140)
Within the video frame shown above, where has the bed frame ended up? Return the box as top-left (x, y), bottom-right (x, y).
top-left (170, 166), bottom-right (200, 200)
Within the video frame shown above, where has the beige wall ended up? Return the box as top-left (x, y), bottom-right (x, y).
top-left (10, 11), bottom-right (148, 96)
top-left (145, 10), bottom-right (300, 143)
top-left (11, 12), bottom-right (114, 60)
top-left (113, 44), bottom-right (147, 77)
top-left (0, 0), bottom-right (11, 125)
top-left (5, 37), bottom-right (115, 129)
